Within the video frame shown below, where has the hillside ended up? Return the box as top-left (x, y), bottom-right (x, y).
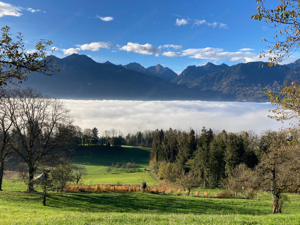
top-left (73, 145), bottom-right (158, 185)
top-left (172, 63), bottom-right (229, 85)
top-left (18, 54), bottom-right (300, 101)
top-left (21, 54), bottom-right (213, 100)
top-left (186, 62), bottom-right (298, 101)
top-left (124, 63), bottom-right (178, 82)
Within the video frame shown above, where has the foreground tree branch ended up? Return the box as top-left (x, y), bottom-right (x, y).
top-left (0, 26), bottom-right (58, 87)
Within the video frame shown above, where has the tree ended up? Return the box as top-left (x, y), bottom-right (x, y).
top-left (250, 132), bottom-right (300, 213)
top-left (252, 0), bottom-right (300, 66)
top-left (91, 127), bottom-right (99, 145)
top-left (111, 136), bottom-right (122, 147)
top-left (230, 132), bottom-right (300, 213)
top-left (225, 133), bottom-right (245, 177)
top-left (51, 163), bottom-right (76, 192)
top-left (73, 165), bottom-right (87, 184)
top-left (252, 1), bottom-right (300, 124)
top-left (0, 89), bottom-right (13, 190)
top-left (176, 171), bottom-right (201, 194)
top-left (4, 88), bottom-right (73, 192)
top-left (0, 26), bottom-right (57, 87)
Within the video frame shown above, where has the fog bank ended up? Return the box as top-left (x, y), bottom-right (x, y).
top-left (63, 100), bottom-right (288, 135)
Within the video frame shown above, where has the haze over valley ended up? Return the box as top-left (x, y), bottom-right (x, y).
top-left (64, 100), bottom-right (287, 135)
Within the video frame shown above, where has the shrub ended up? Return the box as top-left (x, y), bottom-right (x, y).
top-left (177, 189), bottom-right (182, 196)
top-left (149, 159), bottom-right (159, 175)
top-left (185, 189), bottom-right (190, 196)
top-left (203, 191), bottom-right (209, 198)
top-left (51, 163), bottom-right (76, 192)
top-left (246, 187), bottom-right (257, 199)
top-left (218, 190), bottom-right (233, 198)
top-left (106, 167), bottom-right (112, 173)
top-left (158, 161), bottom-right (168, 179)
top-left (194, 190), bottom-right (199, 197)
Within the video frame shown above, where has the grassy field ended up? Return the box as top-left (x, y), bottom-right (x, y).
top-left (1, 145), bottom-right (300, 224)
top-left (74, 145), bottom-right (158, 185)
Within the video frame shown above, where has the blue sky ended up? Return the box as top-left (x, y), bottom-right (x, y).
top-left (1, 0), bottom-right (298, 73)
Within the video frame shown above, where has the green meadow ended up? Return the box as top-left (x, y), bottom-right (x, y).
top-left (1, 145), bottom-right (300, 225)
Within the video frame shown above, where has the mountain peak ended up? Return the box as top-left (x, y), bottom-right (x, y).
top-left (124, 62), bottom-right (146, 73)
top-left (104, 61), bottom-right (113, 65)
top-left (204, 62), bottom-right (215, 66)
top-left (126, 62), bottom-right (143, 67)
top-left (286, 58), bottom-right (300, 68)
top-left (62, 54), bottom-right (96, 64)
top-left (155, 64), bottom-right (164, 68)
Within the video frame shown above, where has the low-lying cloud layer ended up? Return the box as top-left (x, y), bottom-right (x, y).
top-left (63, 100), bottom-right (289, 135)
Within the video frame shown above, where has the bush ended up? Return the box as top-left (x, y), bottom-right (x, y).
top-left (246, 187), bottom-right (257, 199)
top-left (158, 161), bottom-right (168, 179)
top-left (203, 191), bottom-right (209, 198)
top-left (218, 190), bottom-right (233, 198)
top-left (106, 167), bottom-right (112, 173)
top-left (51, 163), bottom-right (76, 192)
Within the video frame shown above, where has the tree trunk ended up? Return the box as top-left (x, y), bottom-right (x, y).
top-left (27, 164), bottom-right (36, 192)
top-left (272, 198), bottom-right (281, 213)
top-left (43, 184), bottom-right (47, 206)
top-left (0, 160), bottom-right (4, 191)
top-left (271, 167), bottom-right (281, 213)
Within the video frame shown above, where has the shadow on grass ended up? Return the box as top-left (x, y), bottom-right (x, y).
top-left (47, 192), bottom-right (270, 216)
top-left (74, 145), bottom-right (150, 168)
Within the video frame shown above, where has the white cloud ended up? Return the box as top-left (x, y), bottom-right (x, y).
top-left (159, 44), bottom-right (182, 50)
top-left (62, 48), bottom-right (81, 55)
top-left (63, 100), bottom-right (287, 135)
top-left (0, 2), bottom-right (43, 17)
top-left (54, 42), bottom-right (113, 55)
top-left (162, 51), bottom-right (182, 57)
top-left (0, 1), bottom-right (22, 17)
top-left (194, 19), bottom-right (228, 29)
top-left (181, 47), bottom-right (257, 62)
top-left (176, 18), bottom-right (188, 26)
top-left (96, 16), bottom-right (113, 21)
top-left (230, 57), bottom-right (247, 62)
top-left (240, 48), bottom-right (254, 51)
top-left (207, 22), bottom-right (218, 28)
top-left (219, 23), bottom-right (228, 29)
top-left (120, 42), bottom-right (162, 55)
top-left (79, 42), bottom-right (113, 51)
top-left (25, 49), bottom-right (37, 54)
top-left (26, 8), bottom-right (41, 13)
top-left (194, 20), bottom-right (206, 25)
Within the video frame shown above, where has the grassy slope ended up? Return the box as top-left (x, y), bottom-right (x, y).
top-left (1, 145), bottom-right (300, 224)
top-left (74, 145), bottom-right (158, 185)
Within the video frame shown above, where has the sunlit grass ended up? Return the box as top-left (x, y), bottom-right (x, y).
top-left (1, 145), bottom-right (300, 224)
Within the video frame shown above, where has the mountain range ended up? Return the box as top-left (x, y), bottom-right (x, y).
top-left (19, 54), bottom-right (300, 101)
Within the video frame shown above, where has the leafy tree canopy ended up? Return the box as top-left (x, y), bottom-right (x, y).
top-left (0, 26), bottom-right (58, 87)
top-left (252, 0), bottom-right (300, 66)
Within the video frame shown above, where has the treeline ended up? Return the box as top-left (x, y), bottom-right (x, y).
top-left (72, 128), bottom-right (154, 148)
top-left (150, 127), bottom-right (266, 188)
